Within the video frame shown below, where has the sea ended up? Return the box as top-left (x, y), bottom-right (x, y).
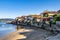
top-left (0, 22), bottom-right (17, 37)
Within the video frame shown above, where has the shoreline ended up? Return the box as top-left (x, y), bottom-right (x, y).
top-left (0, 26), bottom-right (53, 40)
top-left (0, 28), bottom-right (31, 40)
top-left (0, 30), bottom-right (17, 40)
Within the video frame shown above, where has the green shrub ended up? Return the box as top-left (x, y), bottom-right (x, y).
top-left (52, 20), bottom-right (56, 24)
top-left (52, 14), bottom-right (60, 24)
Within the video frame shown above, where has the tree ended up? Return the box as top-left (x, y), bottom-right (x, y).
top-left (52, 14), bottom-right (60, 24)
top-left (52, 14), bottom-right (57, 24)
top-left (43, 13), bottom-right (48, 17)
top-left (55, 14), bottom-right (60, 21)
top-left (53, 14), bottom-right (57, 17)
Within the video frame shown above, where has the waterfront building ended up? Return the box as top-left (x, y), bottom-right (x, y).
top-left (40, 10), bottom-right (57, 21)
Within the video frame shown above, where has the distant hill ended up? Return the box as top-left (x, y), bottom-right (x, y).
top-left (0, 18), bottom-right (14, 22)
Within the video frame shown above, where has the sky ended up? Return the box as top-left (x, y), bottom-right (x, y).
top-left (0, 0), bottom-right (60, 18)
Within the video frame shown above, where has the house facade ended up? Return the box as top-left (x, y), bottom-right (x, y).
top-left (40, 10), bottom-right (57, 21)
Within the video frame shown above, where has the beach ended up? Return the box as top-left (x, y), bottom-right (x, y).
top-left (0, 26), bottom-right (52, 40)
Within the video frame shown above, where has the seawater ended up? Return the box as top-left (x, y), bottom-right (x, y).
top-left (0, 22), bottom-right (17, 37)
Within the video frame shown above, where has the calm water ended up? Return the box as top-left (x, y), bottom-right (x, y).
top-left (0, 22), bottom-right (17, 37)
